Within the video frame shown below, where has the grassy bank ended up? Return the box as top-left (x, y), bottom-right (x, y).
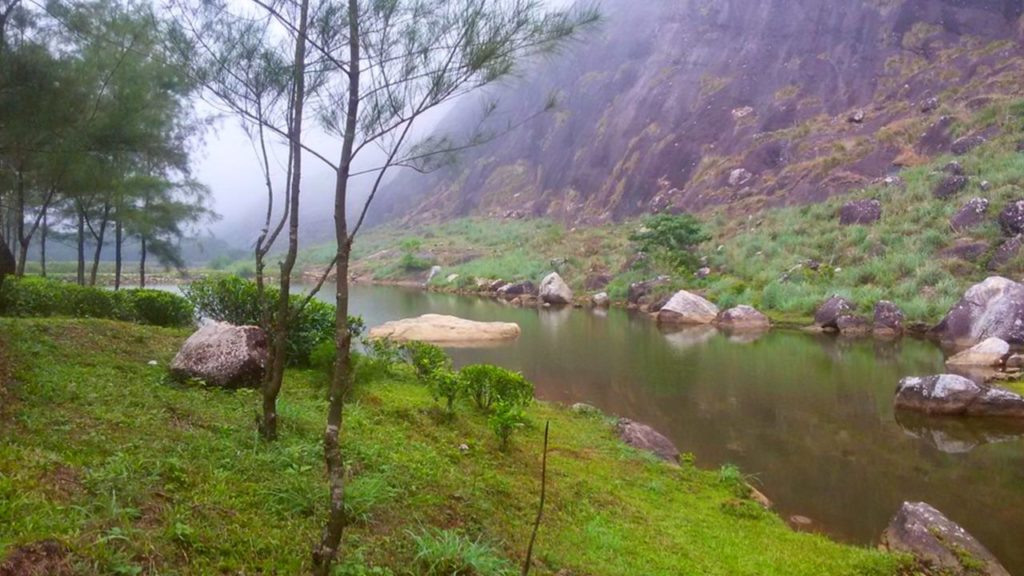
top-left (295, 99), bottom-right (1024, 325)
top-left (0, 318), bottom-right (908, 575)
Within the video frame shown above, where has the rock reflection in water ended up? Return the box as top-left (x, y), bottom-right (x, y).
top-left (896, 412), bottom-right (1024, 454)
top-left (661, 325), bottom-right (718, 351)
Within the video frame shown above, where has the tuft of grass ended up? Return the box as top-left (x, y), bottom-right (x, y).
top-left (410, 528), bottom-right (516, 576)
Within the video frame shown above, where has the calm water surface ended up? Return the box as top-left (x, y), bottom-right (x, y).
top-left (322, 283), bottom-right (1024, 571)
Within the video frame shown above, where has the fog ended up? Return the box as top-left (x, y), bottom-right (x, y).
top-left (193, 0), bottom-right (581, 248)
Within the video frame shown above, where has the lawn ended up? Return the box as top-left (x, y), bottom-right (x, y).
top-left (0, 318), bottom-right (908, 575)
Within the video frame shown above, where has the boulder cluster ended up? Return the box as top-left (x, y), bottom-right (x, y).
top-left (812, 296), bottom-right (904, 337)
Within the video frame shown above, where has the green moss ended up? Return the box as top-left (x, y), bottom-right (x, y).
top-left (0, 318), bottom-right (909, 575)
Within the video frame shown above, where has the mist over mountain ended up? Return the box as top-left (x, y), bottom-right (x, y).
top-left (368, 0), bottom-right (1023, 226)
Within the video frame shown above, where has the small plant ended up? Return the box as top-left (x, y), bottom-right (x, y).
top-left (489, 402), bottom-right (527, 450)
top-left (409, 528), bottom-right (515, 576)
top-left (404, 341), bottom-right (452, 380)
top-left (361, 338), bottom-right (407, 379)
top-left (459, 364), bottom-right (534, 412)
top-left (428, 369), bottom-right (463, 414)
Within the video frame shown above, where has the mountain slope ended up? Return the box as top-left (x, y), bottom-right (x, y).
top-left (373, 0), bottom-right (1023, 225)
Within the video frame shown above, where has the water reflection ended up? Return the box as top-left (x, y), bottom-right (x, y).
top-left (328, 284), bottom-right (1024, 573)
top-left (896, 412), bottom-right (1024, 454)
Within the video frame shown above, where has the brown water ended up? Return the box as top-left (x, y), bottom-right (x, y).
top-left (328, 283), bottom-right (1024, 570)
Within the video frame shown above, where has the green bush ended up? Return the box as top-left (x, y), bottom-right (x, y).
top-left (182, 275), bottom-right (364, 366)
top-left (128, 290), bottom-right (195, 327)
top-left (629, 213), bottom-right (710, 273)
top-left (0, 276), bottom-right (193, 328)
top-left (458, 364), bottom-right (534, 412)
top-left (404, 341), bottom-right (451, 380)
top-left (428, 369), bottom-right (462, 414)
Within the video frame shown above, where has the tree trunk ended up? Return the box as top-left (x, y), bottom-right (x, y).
top-left (0, 233), bottom-right (15, 287)
top-left (312, 1), bottom-right (359, 572)
top-left (114, 218), bottom-right (123, 290)
top-left (139, 236), bottom-right (147, 289)
top-left (14, 167), bottom-right (26, 277)
top-left (40, 209), bottom-right (48, 277)
top-left (88, 204), bottom-right (111, 286)
top-left (76, 209), bottom-right (86, 286)
top-left (259, 0), bottom-right (309, 442)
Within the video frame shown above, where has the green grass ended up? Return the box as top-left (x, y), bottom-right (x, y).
top-left (307, 99), bottom-right (1024, 325)
top-left (0, 318), bottom-right (909, 575)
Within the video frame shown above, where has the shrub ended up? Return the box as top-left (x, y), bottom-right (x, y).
top-left (409, 528), bottom-right (515, 576)
top-left (428, 369), bottom-right (462, 414)
top-left (488, 402), bottom-right (527, 450)
top-left (459, 364), bottom-right (534, 412)
top-left (404, 341), bottom-right (452, 380)
top-left (128, 290), bottom-right (194, 327)
top-left (361, 338), bottom-right (407, 379)
top-left (398, 238), bottom-right (433, 272)
top-left (0, 276), bottom-right (193, 328)
top-left (182, 275), bottom-right (364, 366)
top-left (629, 213), bottom-right (710, 273)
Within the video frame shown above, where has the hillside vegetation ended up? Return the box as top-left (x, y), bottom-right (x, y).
top-left (308, 99), bottom-right (1024, 324)
top-left (0, 318), bottom-right (909, 575)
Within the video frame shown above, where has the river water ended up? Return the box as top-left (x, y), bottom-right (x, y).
top-left (335, 283), bottom-right (1024, 571)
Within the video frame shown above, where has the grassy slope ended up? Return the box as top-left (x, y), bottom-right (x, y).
top-left (0, 318), bottom-right (906, 575)
top-left (306, 99), bottom-right (1024, 325)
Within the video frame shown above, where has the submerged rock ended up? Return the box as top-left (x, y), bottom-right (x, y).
top-left (715, 305), bottom-right (770, 330)
top-left (836, 315), bottom-right (871, 336)
top-left (946, 337), bottom-right (1009, 368)
top-left (616, 418), bottom-right (680, 463)
top-left (932, 277), bottom-right (1024, 346)
top-left (895, 374), bottom-right (1024, 418)
top-left (881, 502), bottom-right (1009, 576)
top-left (369, 314), bottom-right (521, 345)
top-left (539, 272), bottom-right (574, 305)
top-left (657, 290), bottom-right (719, 325)
top-left (170, 322), bottom-right (268, 388)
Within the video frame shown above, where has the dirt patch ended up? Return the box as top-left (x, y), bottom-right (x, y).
top-left (40, 465), bottom-right (83, 502)
top-left (0, 540), bottom-right (75, 576)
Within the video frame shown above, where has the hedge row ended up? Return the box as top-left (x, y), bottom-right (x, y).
top-left (0, 276), bottom-right (194, 328)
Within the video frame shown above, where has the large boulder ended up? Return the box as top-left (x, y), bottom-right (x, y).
top-left (946, 337), bottom-right (1009, 367)
top-left (873, 301), bottom-right (905, 336)
top-left (616, 418), bottom-right (680, 463)
top-left (881, 502), bottom-right (1009, 576)
top-left (715, 305), bottom-right (770, 330)
top-left (814, 296), bottom-right (855, 330)
top-left (933, 277), bottom-right (1024, 346)
top-left (657, 290), bottom-right (719, 325)
top-left (539, 272), bottom-right (573, 305)
top-left (170, 322), bottom-right (268, 388)
top-left (895, 374), bottom-right (1024, 418)
top-left (998, 200), bottom-right (1024, 236)
top-left (369, 314), bottom-right (521, 345)
top-left (950, 197), bottom-right (989, 231)
top-left (838, 199), bottom-right (881, 225)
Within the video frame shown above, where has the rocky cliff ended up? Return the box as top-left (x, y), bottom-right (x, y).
top-left (373, 0), bottom-right (1023, 225)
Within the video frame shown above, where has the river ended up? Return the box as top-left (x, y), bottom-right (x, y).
top-left (164, 281), bottom-right (1024, 570)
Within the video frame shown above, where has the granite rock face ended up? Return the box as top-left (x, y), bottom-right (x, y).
top-left (170, 322), bottom-right (268, 388)
top-left (881, 502), bottom-right (1010, 576)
